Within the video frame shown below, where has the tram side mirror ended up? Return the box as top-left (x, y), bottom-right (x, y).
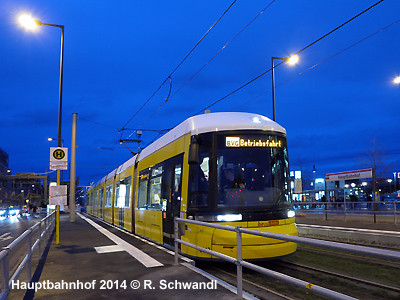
top-left (188, 141), bottom-right (199, 165)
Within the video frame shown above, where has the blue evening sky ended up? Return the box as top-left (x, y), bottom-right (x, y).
top-left (1, 0), bottom-right (399, 185)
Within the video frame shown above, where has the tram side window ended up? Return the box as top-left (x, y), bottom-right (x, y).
top-left (114, 182), bottom-right (119, 207)
top-left (173, 163), bottom-right (183, 211)
top-left (137, 174), bottom-right (149, 208)
top-left (149, 167), bottom-right (163, 209)
top-left (137, 155), bottom-right (183, 210)
top-left (188, 152), bottom-right (209, 208)
top-left (161, 162), bottom-right (172, 212)
top-left (115, 177), bottom-right (131, 208)
top-left (94, 190), bottom-right (98, 207)
top-left (99, 188), bottom-right (104, 207)
top-left (105, 184), bottom-right (113, 207)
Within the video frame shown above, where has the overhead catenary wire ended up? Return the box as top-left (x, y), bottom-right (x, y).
top-left (88, 0), bottom-right (387, 159)
top-left (169, 0), bottom-right (277, 100)
top-left (136, 0), bottom-right (278, 130)
top-left (230, 17), bottom-right (400, 111)
top-left (118, 0), bottom-right (238, 132)
top-left (79, 117), bottom-right (120, 130)
top-left (194, 0), bottom-right (386, 115)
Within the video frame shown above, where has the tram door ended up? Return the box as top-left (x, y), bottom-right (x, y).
top-left (162, 155), bottom-right (183, 246)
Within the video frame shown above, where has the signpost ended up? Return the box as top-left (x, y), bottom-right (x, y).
top-left (49, 147), bottom-right (68, 244)
top-left (50, 147), bottom-right (68, 170)
top-left (325, 168), bottom-right (372, 182)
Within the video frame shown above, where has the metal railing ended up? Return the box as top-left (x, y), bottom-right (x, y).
top-left (0, 212), bottom-right (56, 300)
top-left (293, 201), bottom-right (399, 224)
top-left (174, 217), bottom-right (400, 300)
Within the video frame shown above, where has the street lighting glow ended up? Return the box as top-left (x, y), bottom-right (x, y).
top-left (19, 15), bottom-right (39, 30)
top-left (287, 55), bottom-right (299, 65)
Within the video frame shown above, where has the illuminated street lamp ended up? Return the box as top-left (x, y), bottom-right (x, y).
top-left (48, 137), bottom-right (64, 147)
top-left (19, 14), bottom-right (65, 185)
top-left (271, 55), bottom-right (299, 121)
top-left (387, 179), bottom-right (393, 193)
top-left (394, 76), bottom-right (400, 84)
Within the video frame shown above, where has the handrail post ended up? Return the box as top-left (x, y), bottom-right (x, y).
top-left (1, 248), bottom-right (10, 299)
top-left (38, 222), bottom-right (42, 260)
top-left (26, 230), bottom-right (32, 281)
top-left (236, 227), bottom-right (243, 300)
top-left (45, 217), bottom-right (48, 241)
top-left (174, 217), bottom-right (179, 265)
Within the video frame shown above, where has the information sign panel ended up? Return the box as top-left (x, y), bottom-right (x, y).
top-left (49, 185), bottom-right (68, 205)
top-left (325, 168), bottom-right (372, 182)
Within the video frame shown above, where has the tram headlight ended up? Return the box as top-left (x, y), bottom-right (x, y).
top-left (216, 214), bottom-right (242, 222)
top-left (287, 210), bottom-right (295, 218)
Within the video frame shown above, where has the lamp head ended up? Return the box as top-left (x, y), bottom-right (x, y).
top-left (286, 55), bottom-right (299, 65)
top-left (19, 15), bottom-right (42, 30)
top-left (394, 76), bottom-right (400, 84)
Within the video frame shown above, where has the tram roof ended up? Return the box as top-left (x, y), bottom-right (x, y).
top-left (88, 112), bottom-right (286, 188)
top-left (139, 112), bottom-right (286, 161)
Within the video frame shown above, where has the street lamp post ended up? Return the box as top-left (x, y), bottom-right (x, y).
top-left (19, 15), bottom-right (65, 185)
top-left (271, 55), bottom-right (298, 121)
top-left (19, 15), bottom-right (65, 242)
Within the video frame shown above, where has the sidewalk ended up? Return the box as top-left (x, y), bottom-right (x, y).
top-left (12, 213), bottom-right (242, 300)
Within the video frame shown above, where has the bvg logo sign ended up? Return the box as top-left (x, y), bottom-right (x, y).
top-left (53, 149), bottom-right (65, 160)
top-left (226, 137), bottom-right (240, 147)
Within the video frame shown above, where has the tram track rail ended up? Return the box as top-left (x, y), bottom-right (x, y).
top-left (274, 260), bottom-right (400, 294)
top-left (207, 265), bottom-right (297, 300)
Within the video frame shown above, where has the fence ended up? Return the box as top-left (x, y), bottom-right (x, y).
top-left (174, 217), bottom-right (400, 300)
top-left (0, 212), bottom-right (56, 300)
top-left (293, 200), bottom-right (399, 224)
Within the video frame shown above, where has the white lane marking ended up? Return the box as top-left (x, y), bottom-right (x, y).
top-left (0, 232), bottom-right (13, 242)
top-left (78, 213), bottom-right (163, 268)
top-left (95, 245), bottom-right (125, 254)
top-left (94, 215), bottom-right (194, 264)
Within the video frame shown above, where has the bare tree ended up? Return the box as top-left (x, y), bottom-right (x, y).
top-left (359, 138), bottom-right (392, 179)
top-left (358, 138), bottom-right (393, 202)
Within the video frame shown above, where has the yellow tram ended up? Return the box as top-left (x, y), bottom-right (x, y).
top-left (87, 112), bottom-right (297, 260)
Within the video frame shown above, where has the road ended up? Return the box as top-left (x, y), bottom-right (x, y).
top-left (0, 214), bottom-right (45, 248)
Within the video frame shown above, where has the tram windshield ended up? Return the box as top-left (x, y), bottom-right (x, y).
top-left (217, 134), bottom-right (290, 209)
top-left (188, 132), bottom-right (291, 211)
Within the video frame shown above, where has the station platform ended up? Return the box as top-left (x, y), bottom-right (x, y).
top-left (13, 213), bottom-right (253, 300)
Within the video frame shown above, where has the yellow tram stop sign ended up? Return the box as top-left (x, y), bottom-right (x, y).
top-left (50, 147), bottom-right (68, 170)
